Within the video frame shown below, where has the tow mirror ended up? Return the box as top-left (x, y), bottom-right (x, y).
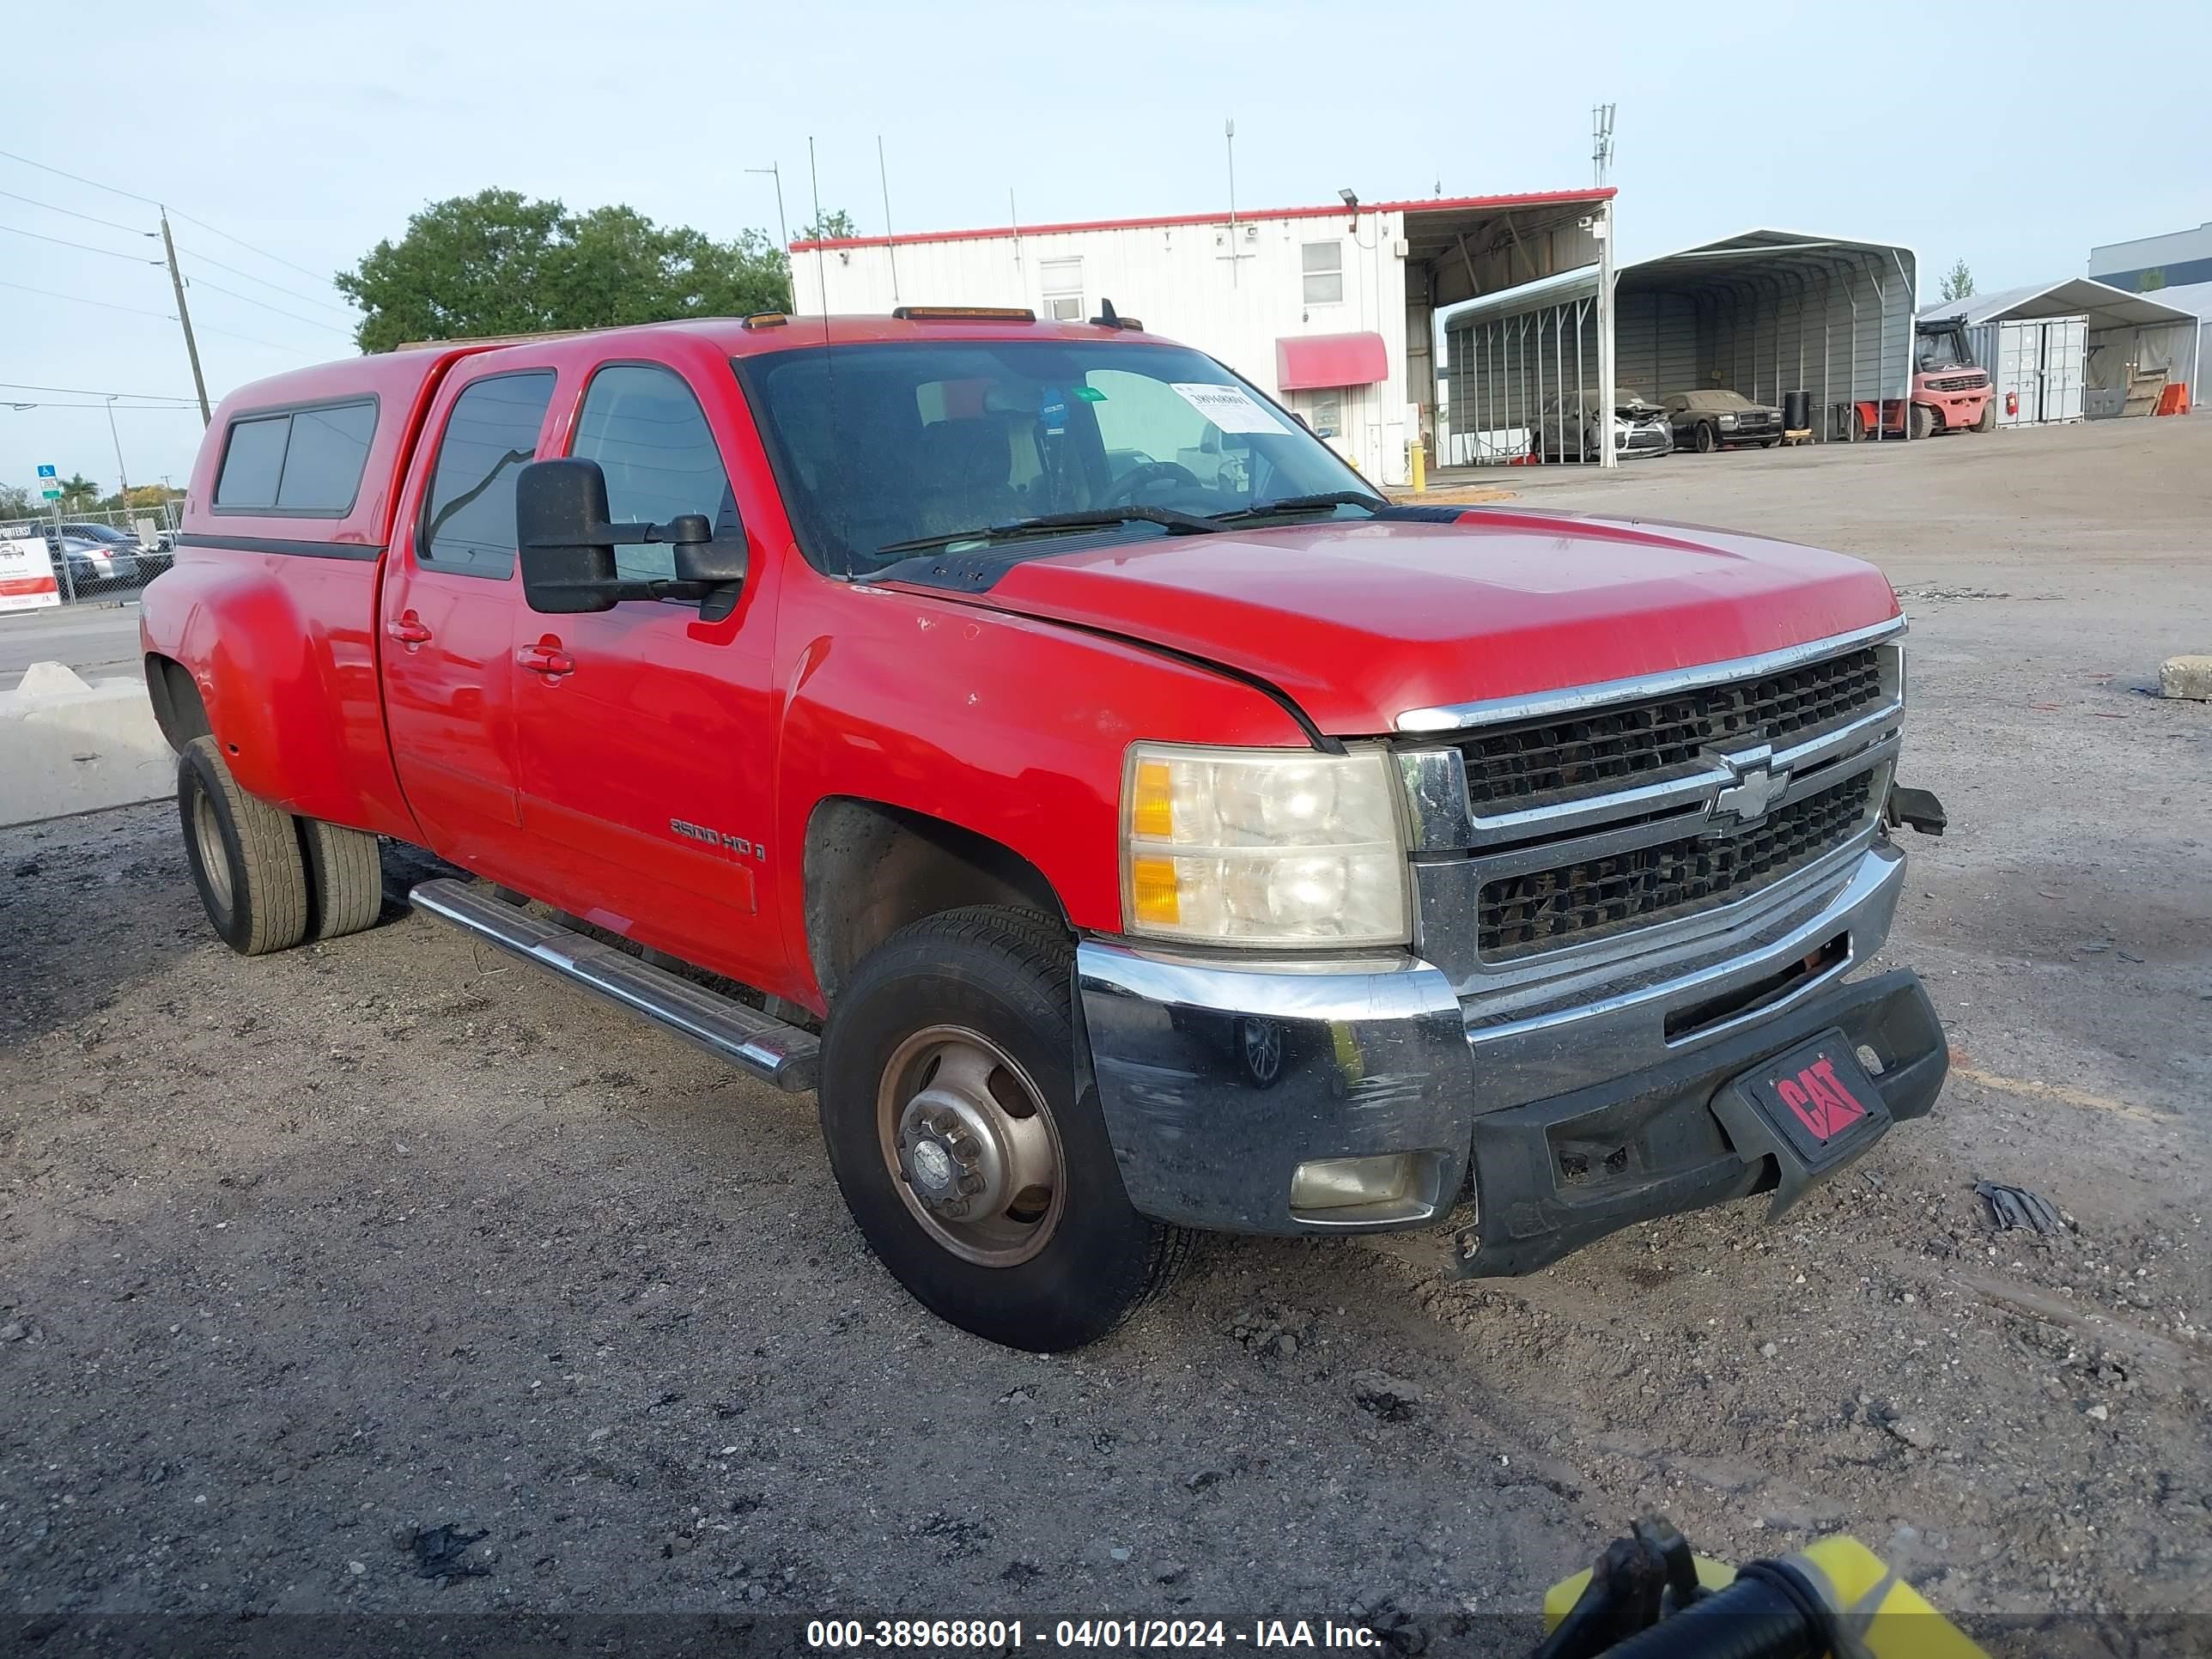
top-left (514, 460), bottom-right (748, 620)
top-left (515, 459), bottom-right (622, 615)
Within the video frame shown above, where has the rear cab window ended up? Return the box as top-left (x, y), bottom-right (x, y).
top-left (212, 399), bottom-right (379, 514)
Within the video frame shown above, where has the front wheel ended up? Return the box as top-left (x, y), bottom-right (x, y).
top-left (1694, 422), bottom-right (1718, 453)
top-left (1972, 398), bottom-right (1996, 433)
top-left (817, 907), bottom-right (1189, 1351)
top-left (1909, 402), bottom-right (1936, 440)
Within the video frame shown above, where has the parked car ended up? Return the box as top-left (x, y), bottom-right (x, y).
top-left (1534, 388), bottom-right (1673, 461)
top-left (143, 312), bottom-right (1950, 1351)
top-left (60, 518), bottom-right (169, 578)
top-left (51, 534), bottom-right (141, 589)
top-left (1662, 389), bottom-right (1785, 453)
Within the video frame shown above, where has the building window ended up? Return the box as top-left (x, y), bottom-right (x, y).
top-left (1308, 391), bottom-right (1343, 439)
top-left (1302, 241), bottom-right (1343, 306)
top-left (1041, 258), bottom-right (1084, 321)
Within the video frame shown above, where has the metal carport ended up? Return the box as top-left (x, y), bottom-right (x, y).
top-left (1922, 278), bottom-right (2201, 421)
top-left (1439, 229), bottom-right (1918, 464)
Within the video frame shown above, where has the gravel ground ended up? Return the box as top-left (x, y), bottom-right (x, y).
top-left (3, 418), bottom-right (2209, 1656)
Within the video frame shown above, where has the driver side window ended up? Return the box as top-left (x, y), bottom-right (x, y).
top-left (571, 363), bottom-right (738, 582)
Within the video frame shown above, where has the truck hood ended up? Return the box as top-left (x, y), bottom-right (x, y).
top-left (891, 511), bottom-right (1898, 736)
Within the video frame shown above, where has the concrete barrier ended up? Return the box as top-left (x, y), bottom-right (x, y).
top-left (0, 662), bottom-right (174, 827)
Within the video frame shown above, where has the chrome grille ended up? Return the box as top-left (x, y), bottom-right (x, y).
top-left (1459, 647), bottom-right (1883, 811)
top-left (1478, 770), bottom-right (1878, 960)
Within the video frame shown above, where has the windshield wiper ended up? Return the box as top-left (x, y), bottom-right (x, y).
top-left (876, 505), bottom-right (1224, 557)
top-left (1206, 490), bottom-right (1387, 524)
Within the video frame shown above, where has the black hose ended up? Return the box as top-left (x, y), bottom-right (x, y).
top-left (1592, 1573), bottom-right (1820, 1659)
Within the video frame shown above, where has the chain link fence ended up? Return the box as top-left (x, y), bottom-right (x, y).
top-left (3, 500), bottom-right (183, 606)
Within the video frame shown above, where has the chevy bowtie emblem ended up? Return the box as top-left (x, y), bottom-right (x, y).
top-left (1711, 746), bottom-right (1790, 828)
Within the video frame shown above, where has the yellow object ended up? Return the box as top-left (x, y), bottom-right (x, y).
top-left (1130, 761), bottom-right (1175, 839)
top-left (1542, 1535), bottom-right (1988, 1658)
top-left (1128, 856), bottom-right (1180, 925)
top-left (1409, 441), bottom-right (1426, 494)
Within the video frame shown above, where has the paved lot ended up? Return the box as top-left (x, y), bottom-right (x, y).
top-left (3, 419), bottom-right (2209, 1650)
top-left (0, 603), bottom-right (143, 693)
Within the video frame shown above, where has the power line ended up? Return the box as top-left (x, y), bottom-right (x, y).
top-left (168, 207), bottom-right (338, 288)
top-left (0, 145), bottom-right (347, 295)
top-left (2, 399), bottom-right (204, 411)
top-left (0, 186), bottom-right (149, 237)
top-left (0, 221), bottom-right (161, 264)
top-left (190, 320), bottom-right (323, 356)
top-left (0, 381), bottom-right (199, 404)
top-left (180, 270), bottom-right (353, 337)
top-left (0, 278), bottom-right (172, 319)
top-left (176, 243), bottom-right (356, 317)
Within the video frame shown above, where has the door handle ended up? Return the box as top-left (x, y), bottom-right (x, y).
top-left (516, 641), bottom-right (574, 677)
top-left (385, 612), bottom-right (433, 646)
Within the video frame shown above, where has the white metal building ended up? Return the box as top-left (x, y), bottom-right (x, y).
top-left (787, 189), bottom-right (1613, 487)
top-left (1439, 230), bottom-right (1918, 461)
top-left (1921, 279), bottom-right (2200, 422)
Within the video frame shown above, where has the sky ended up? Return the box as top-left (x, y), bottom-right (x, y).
top-left (4, 0), bottom-right (2208, 495)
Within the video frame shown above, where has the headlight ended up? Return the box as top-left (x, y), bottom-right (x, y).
top-left (1718, 414), bottom-right (1739, 428)
top-left (1121, 743), bottom-right (1409, 946)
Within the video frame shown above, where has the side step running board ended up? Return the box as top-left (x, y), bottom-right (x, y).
top-left (409, 878), bottom-right (820, 1092)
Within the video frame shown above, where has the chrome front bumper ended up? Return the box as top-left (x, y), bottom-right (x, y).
top-left (1076, 838), bottom-right (1938, 1248)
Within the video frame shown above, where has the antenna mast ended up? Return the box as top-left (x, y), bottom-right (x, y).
top-left (1591, 103), bottom-right (1616, 187)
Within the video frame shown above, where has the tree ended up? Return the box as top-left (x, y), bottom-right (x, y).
top-left (57, 473), bottom-right (101, 512)
top-left (799, 209), bottom-right (858, 242)
top-left (0, 483), bottom-right (32, 520)
top-left (2139, 268), bottom-right (2166, 293)
top-left (1939, 260), bottom-right (1974, 302)
top-left (336, 189), bottom-right (796, 354)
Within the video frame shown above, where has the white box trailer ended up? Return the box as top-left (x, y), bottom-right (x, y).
top-left (1967, 315), bottom-right (2087, 426)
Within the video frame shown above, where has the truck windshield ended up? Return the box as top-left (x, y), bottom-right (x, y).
top-left (735, 340), bottom-right (1378, 576)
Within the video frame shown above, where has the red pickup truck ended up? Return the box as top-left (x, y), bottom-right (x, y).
top-left (140, 309), bottom-right (1948, 1350)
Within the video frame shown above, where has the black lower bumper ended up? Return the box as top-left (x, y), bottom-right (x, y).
top-left (1453, 969), bottom-right (1945, 1276)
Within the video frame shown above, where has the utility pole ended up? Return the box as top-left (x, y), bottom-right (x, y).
top-left (1596, 196), bottom-right (1618, 471)
top-left (104, 396), bottom-right (131, 520)
top-left (745, 164), bottom-right (790, 286)
top-left (877, 136), bottom-right (901, 306)
top-left (158, 209), bottom-right (211, 427)
top-left (1224, 118), bottom-right (1240, 288)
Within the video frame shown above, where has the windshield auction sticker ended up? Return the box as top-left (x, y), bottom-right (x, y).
top-left (0, 532), bottom-right (61, 613)
top-left (1170, 382), bottom-right (1291, 435)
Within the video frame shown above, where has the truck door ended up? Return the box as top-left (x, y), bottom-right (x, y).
top-left (508, 354), bottom-right (783, 989)
top-left (380, 364), bottom-right (560, 874)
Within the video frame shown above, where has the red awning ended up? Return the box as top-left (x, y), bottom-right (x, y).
top-left (1275, 331), bottom-right (1389, 392)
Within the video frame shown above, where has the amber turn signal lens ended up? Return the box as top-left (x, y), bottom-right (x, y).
top-left (1129, 856), bottom-right (1180, 925)
top-left (1131, 761), bottom-right (1175, 840)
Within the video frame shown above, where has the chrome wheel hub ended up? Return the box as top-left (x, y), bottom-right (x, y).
top-left (878, 1025), bottom-right (1065, 1267)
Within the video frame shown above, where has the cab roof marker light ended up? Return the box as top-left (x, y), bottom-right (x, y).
top-left (741, 313), bottom-right (790, 330)
top-left (890, 306), bottom-right (1036, 323)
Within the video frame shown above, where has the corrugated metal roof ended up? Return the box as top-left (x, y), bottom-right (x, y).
top-left (1439, 228), bottom-right (1916, 329)
top-left (1920, 277), bottom-right (2199, 331)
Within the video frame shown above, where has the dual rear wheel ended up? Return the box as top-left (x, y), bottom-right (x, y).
top-left (177, 736), bottom-right (383, 955)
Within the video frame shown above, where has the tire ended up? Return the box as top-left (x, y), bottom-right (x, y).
top-left (1972, 398), bottom-right (1996, 434)
top-left (818, 906), bottom-right (1190, 1351)
top-left (177, 736), bottom-right (309, 956)
top-left (1909, 402), bottom-right (1936, 441)
top-left (299, 818), bottom-right (384, 942)
top-left (1847, 407), bottom-right (1869, 443)
top-left (1694, 421), bottom-right (1718, 453)
top-left (1762, 438), bottom-right (1780, 448)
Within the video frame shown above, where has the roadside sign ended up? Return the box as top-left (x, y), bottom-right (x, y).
top-left (37, 464), bottom-right (61, 503)
top-left (1, 529), bottom-right (63, 614)
top-left (40, 489), bottom-right (62, 501)
top-left (35, 465), bottom-right (56, 477)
